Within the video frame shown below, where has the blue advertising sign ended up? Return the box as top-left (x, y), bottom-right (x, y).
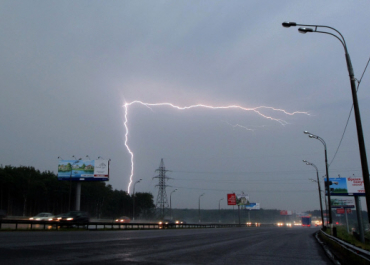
top-left (58, 160), bottom-right (109, 181)
top-left (325, 177), bottom-right (365, 196)
top-left (244, 203), bottom-right (260, 210)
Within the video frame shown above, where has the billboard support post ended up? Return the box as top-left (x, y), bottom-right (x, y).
top-left (68, 160), bottom-right (80, 211)
top-left (238, 205), bottom-right (241, 227)
top-left (355, 196), bottom-right (365, 243)
top-left (345, 208), bottom-right (349, 234)
top-left (75, 182), bottom-right (81, 211)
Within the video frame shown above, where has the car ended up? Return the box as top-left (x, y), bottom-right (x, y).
top-left (158, 219), bottom-right (175, 229)
top-left (29, 212), bottom-right (54, 221)
top-left (57, 211), bottom-right (90, 225)
top-left (115, 216), bottom-right (131, 223)
top-left (53, 213), bottom-right (66, 221)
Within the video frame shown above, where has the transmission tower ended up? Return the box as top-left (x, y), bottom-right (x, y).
top-left (153, 158), bottom-right (171, 219)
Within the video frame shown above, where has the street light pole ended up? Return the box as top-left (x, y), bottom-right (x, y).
top-left (198, 193), bottom-right (205, 223)
top-left (303, 160), bottom-right (324, 228)
top-left (170, 189), bottom-right (177, 220)
top-left (218, 198), bottom-right (224, 223)
top-left (132, 179), bottom-right (142, 221)
top-left (283, 21), bottom-right (370, 223)
top-left (304, 131), bottom-right (332, 225)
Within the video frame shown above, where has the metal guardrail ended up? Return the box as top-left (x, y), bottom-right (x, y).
top-left (319, 229), bottom-right (370, 262)
top-left (0, 219), bottom-right (266, 231)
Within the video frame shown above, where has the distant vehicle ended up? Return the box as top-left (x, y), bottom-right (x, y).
top-left (56, 211), bottom-right (90, 225)
top-left (314, 220), bottom-right (322, 227)
top-left (301, 216), bottom-right (311, 227)
top-left (158, 219), bottom-right (175, 229)
top-left (29, 212), bottom-right (54, 221)
top-left (115, 216), bottom-right (131, 223)
top-left (0, 210), bottom-right (6, 219)
top-left (54, 213), bottom-right (66, 221)
top-left (175, 220), bottom-right (186, 225)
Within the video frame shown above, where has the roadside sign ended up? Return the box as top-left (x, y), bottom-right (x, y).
top-left (227, 193), bottom-right (236, 205)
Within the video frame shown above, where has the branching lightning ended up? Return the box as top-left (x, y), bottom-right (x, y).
top-left (124, 100), bottom-right (309, 193)
top-left (224, 121), bottom-right (255, 132)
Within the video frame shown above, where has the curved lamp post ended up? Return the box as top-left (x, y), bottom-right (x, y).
top-left (304, 131), bottom-right (332, 225)
top-left (198, 193), bottom-right (205, 223)
top-left (283, 21), bottom-right (370, 223)
top-left (132, 178), bottom-right (142, 221)
top-left (170, 189), bottom-right (177, 220)
top-left (303, 160), bottom-right (324, 228)
top-left (218, 198), bottom-right (224, 223)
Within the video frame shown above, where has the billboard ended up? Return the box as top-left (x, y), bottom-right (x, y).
top-left (325, 177), bottom-right (365, 196)
top-left (58, 159), bottom-right (109, 181)
top-left (236, 194), bottom-right (250, 205)
top-left (336, 208), bottom-right (352, 214)
top-left (245, 203), bottom-right (260, 210)
top-left (331, 198), bottom-right (355, 209)
top-left (280, 210), bottom-right (292, 216)
top-left (227, 193), bottom-right (236, 205)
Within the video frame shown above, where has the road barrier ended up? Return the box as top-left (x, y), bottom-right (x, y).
top-left (0, 219), bottom-right (265, 231)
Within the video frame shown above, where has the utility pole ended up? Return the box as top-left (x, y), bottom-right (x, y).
top-left (153, 159), bottom-right (171, 219)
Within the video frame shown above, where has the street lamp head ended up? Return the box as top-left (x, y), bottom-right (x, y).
top-left (303, 131), bottom-right (310, 135)
top-left (306, 162), bottom-right (311, 165)
top-left (298, 27), bottom-right (314, 34)
top-left (309, 134), bottom-right (315, 138)
top-left (302, 160), bottom-right (307, 163)
top-left (282, 22), bottom-right (297, 28)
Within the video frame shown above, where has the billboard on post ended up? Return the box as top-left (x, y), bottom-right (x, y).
top-left (58, 159), bottom-right (109, 181)
top-left (325, 177), bottom-right (365, 196)
top-left (331, 198), bottom-right (355, 209)
top-left (227, 193), bottom-right (236, 205)
top-left (236, 194), bottom-right (249, 206)
top-left (245, 203), bottom-right (260, 210)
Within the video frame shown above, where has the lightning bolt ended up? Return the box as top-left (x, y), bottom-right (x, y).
top-left (124, 100), bottom-right (309, 193)
top-left (224, 121), bottom-right (255, 132)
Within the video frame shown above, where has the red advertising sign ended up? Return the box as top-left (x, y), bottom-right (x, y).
top-left (227, 193), bottom-right (236, 205)
top-left (336, 208), bottom-right (345, 214)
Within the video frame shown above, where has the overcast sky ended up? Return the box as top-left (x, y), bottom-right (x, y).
top-left (1, 1), bottom-right (370, 212)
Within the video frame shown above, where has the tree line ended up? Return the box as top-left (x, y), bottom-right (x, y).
top-left (0, 165), bottom-right (155, 219)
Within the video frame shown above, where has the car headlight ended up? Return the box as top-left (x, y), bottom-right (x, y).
top-left (66, 217), bottom-right (74, 221)
top-left (29, 217), bottom-right (34, 220)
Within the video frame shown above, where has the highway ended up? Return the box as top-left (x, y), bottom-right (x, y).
top-left (0, 226), bottom-right (332, 264)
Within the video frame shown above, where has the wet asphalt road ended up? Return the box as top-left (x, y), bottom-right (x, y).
top-left (0, 226), bottom-right (332, 264)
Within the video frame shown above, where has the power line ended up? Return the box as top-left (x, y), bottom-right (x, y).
top-left (329, 55), bottom-right (370, 166)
